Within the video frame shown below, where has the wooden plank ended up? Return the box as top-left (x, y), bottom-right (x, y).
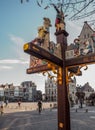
top-left (66, 53), bottom-right (95, 67)
top-left (24, 43), bottom-right (95, 74)
top-left (27, 64), bottom-right (50, 74)
top-left (24, 42), bottom-right (95, 67)
top-left (24, 42), bottom-right (63, 67)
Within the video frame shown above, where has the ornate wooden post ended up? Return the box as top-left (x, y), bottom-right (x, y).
top-left (24, 15), bottom-right (95, 130)
top-left (55, 30), bottom-right (71, 130)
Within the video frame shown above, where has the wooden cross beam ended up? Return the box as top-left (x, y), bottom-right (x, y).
top-left (23, 28), bottom-right (95, 130)
top-left (66, 53), bottom-right (95, 67)
top-left (23, 30), bottom-right (70, 130)
top-left (24, 42), bottom-right (63, 66)
top-left (24, 42), bottom-right (95, 74)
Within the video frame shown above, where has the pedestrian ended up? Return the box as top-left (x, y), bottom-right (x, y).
top-left (5, 100), bottom-right (8, 107)
top-left (0, 101), bottom-right (4, 115)
top-left (50, 104), bottom-right (52, 111)
top-left (18, 100), bottom-right (21, 107)
top-left (79, 98), bottom-right (83, 108)
top-left (37, 100), bottom-right (42, 114)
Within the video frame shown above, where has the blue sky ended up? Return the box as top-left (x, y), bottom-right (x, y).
top-left (0, 0), bottom-right (95, 92)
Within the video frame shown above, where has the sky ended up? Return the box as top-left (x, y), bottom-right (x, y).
top-left (0, 0), bottom-right (95, 93)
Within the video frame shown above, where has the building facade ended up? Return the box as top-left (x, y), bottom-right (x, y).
top-left (0, 81), bottom-right (39, 102)
top-left (68, 77), bottom-right (77, 105)
top-left (21, 81), bottom-right (37, 101)
top-left (76, 82), bottom-right (94, 99)
top-left (66, 21), bottom-right (95, 59)
top-left (78, 21), bottom-right (95, 55)
top-left (45, 78), bottom-right (57, 101)
top-left (45, 76), bottom-right (77, 103)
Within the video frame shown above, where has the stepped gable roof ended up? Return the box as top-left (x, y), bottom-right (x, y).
top-left (68, 21), bottom-right (95, 47)
top-left (79, 21), bottom-right (95, 37)
top-left (81, 82), bottom-right (94, 92)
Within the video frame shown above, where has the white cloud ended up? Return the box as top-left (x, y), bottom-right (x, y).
top-left (0, 59), bottom-right (29, 71)
top-left (0, 59), bottom-right (28, 64)
top-left (0, 34), bottom-right (31, 71)
top-left (9, 34), bottom-right (25, 45)
top-left (66, 21), bottom-right (82, 43)
top-left (9, 34), bottom-right (29, 60)
top-left (67, 21), bottom-right (82, 31)
top-left (0, 65), bottom-right (13, 70)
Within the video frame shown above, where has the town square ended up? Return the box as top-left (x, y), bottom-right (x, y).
top-left (0, 0), bottom-right (95, 130)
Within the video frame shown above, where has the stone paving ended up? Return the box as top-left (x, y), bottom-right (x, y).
top-left (70, 105), bottom-right (95, 130)
top-left (2, 102), bottom-right (56, 113)
top-left (0, 103), bottom-right (95, 130)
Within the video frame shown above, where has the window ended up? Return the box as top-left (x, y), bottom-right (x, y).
top-left (87, 33), bottom-right (89, 38)
top-left (84, 34), bottom-right (86, 38)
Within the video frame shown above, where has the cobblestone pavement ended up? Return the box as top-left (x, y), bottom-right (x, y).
top-left (70, 106), bottom-right (95, 130)
top-left (2, 102), bottom-right (56, 114)
top-left (0, 105), bottom-right (95, 130)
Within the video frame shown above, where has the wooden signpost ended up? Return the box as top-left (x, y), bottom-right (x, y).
top-left (24, 29), bottom-right (71, 130)
top-left (23, 11), bottom-right (95, 130)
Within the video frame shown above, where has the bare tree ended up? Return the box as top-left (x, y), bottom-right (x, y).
top-left (20, 0), bottom-right (29, 3)
top-left (20, 0), bottom-right (95, 27)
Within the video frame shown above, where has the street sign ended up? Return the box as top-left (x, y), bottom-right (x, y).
top-left (24, 42), bottom-right (95, 74)
top-left (23, 15), bottom-right (95, 130)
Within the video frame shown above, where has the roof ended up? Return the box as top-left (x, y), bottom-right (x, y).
top-left (79, 21), bottom-right (95, 38)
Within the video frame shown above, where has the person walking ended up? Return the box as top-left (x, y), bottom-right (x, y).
top-left (37, 100), bottom-right (42, 114)
top-left (5, 100), bottom-right (8, 107)
top-left (18, 100), bottom-right (21, 107)
top-left (0, 101), bottom-right (4, 115)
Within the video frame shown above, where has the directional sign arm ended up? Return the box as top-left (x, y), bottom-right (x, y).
top-left (23, 42), bottom-right (63, 67)
top-left (66, 53), bottom-right (95, 67)
top-left (26, 64), bottom-right (51, 74)
top-left (23, 42), bottom-right (95, 74)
